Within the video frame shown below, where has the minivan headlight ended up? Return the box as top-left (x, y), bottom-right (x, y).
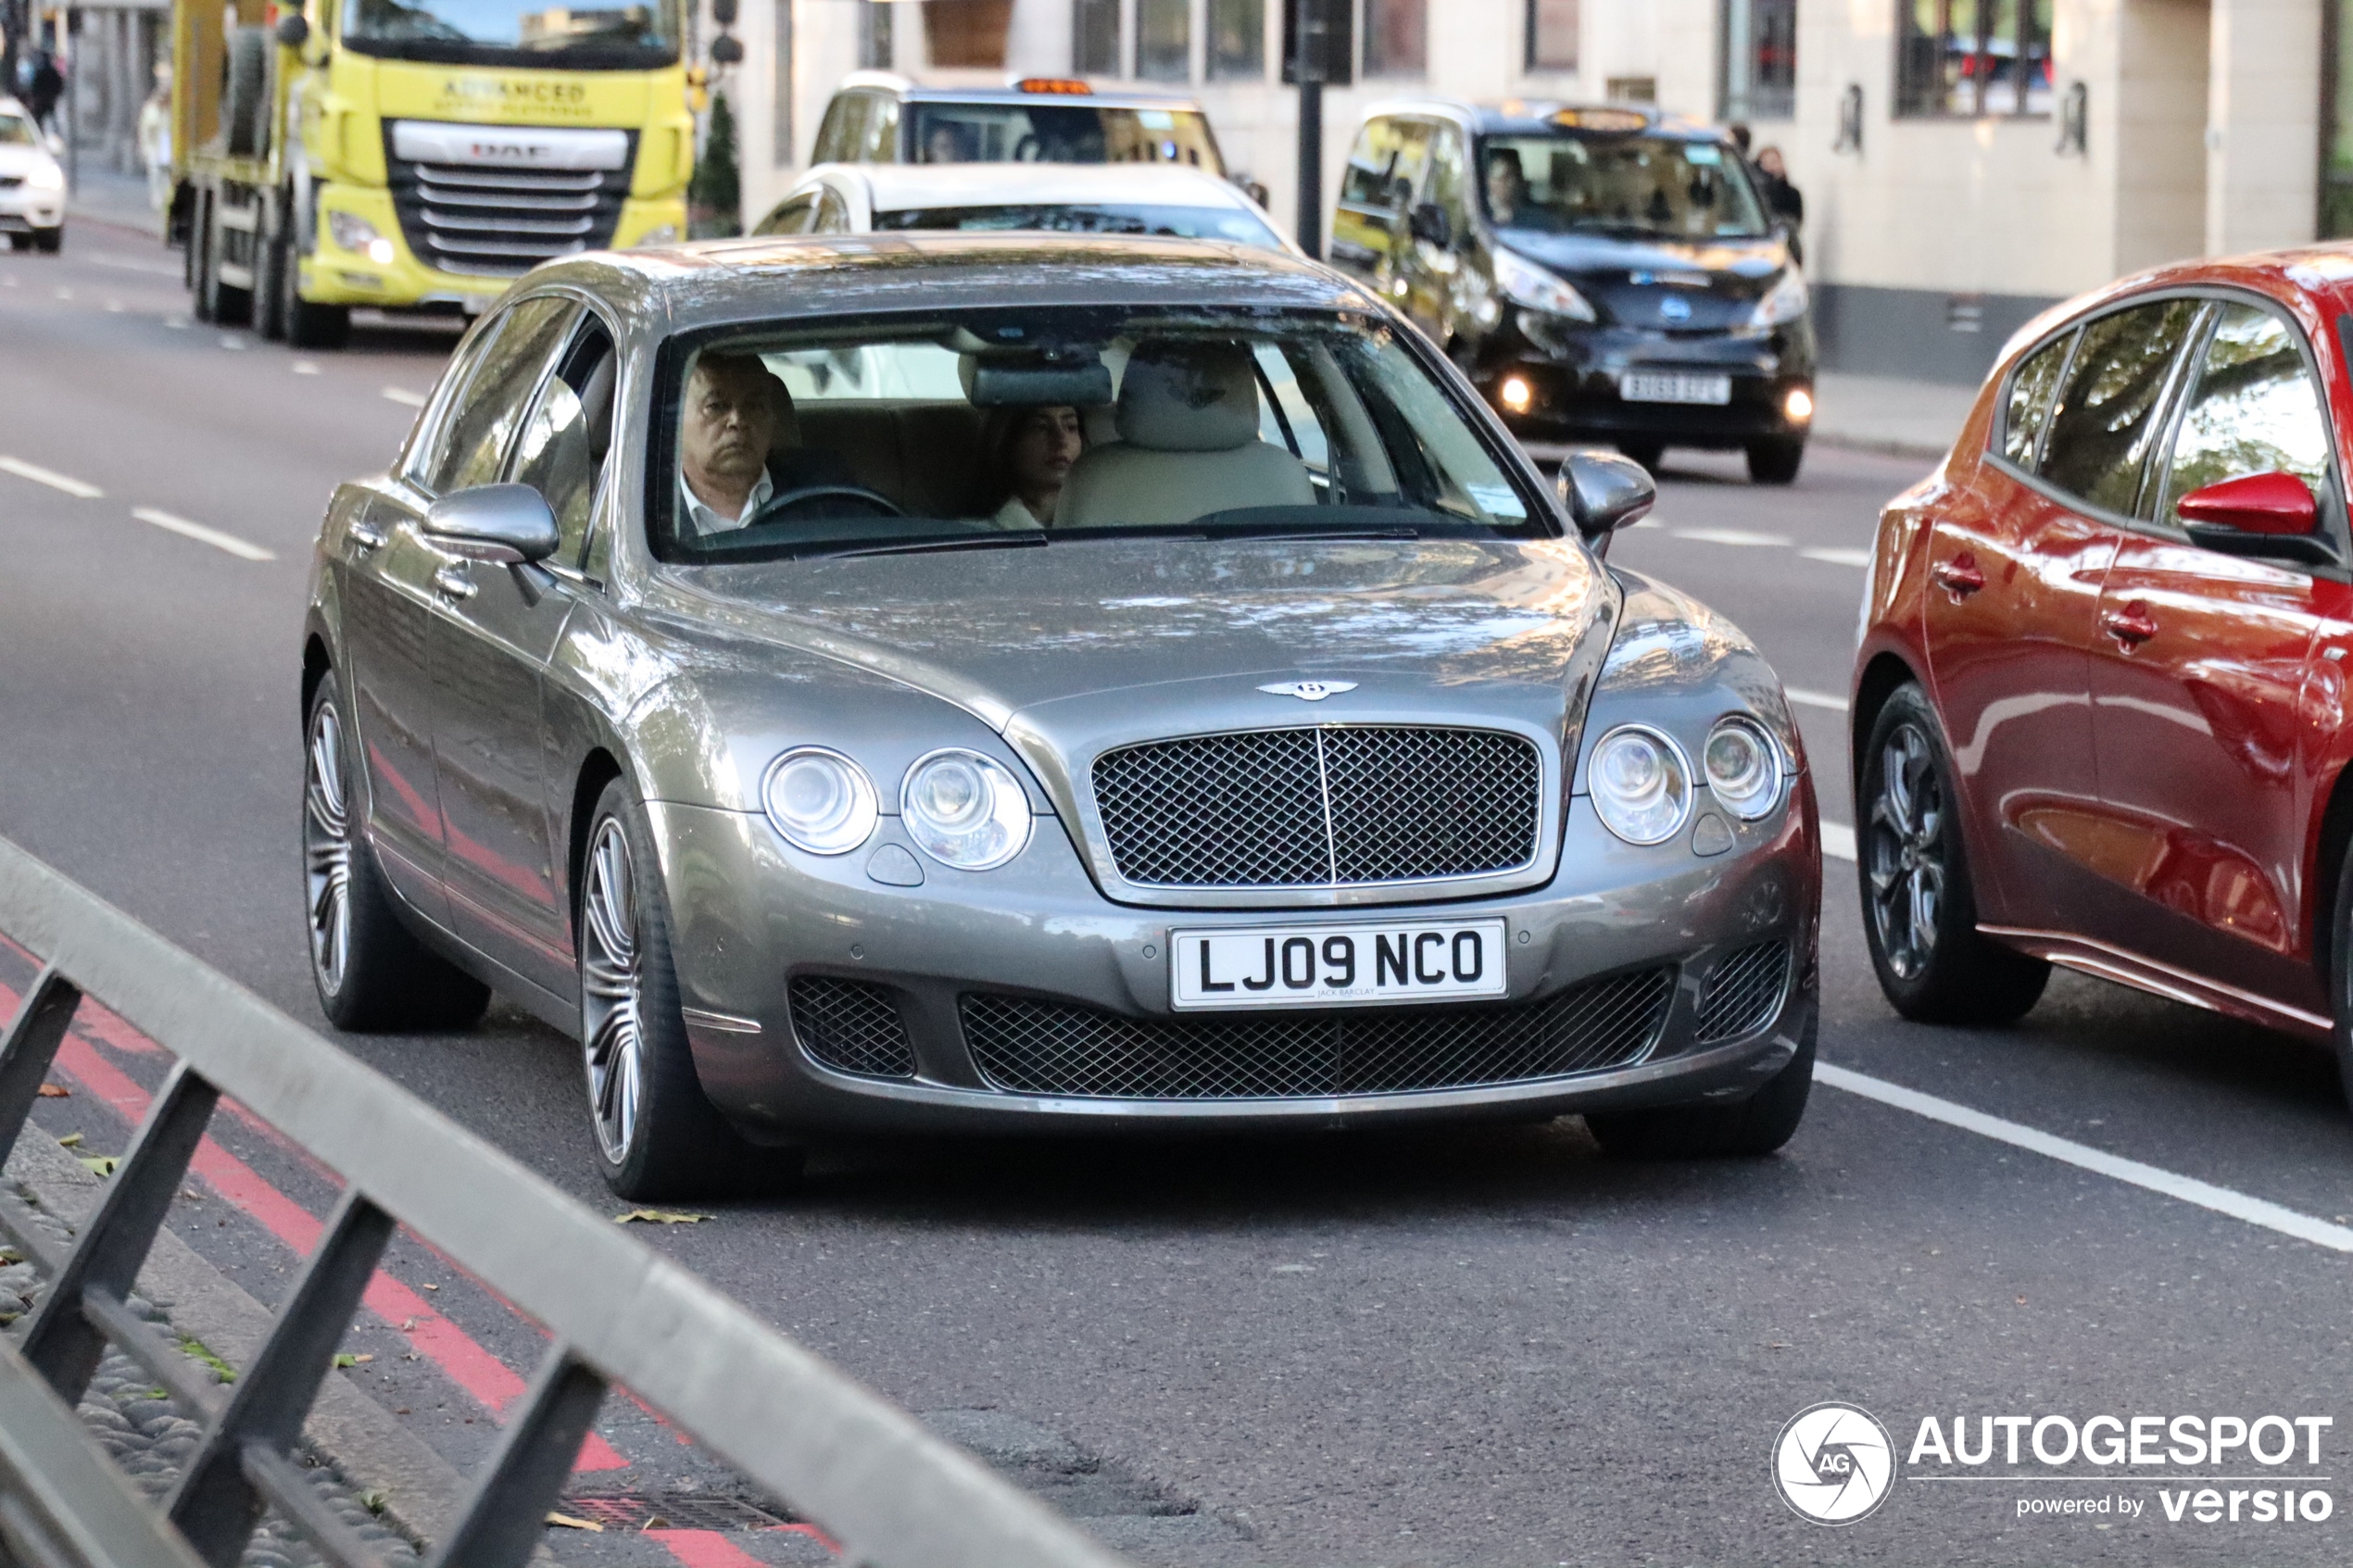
top-left (1588, 725), bottom-right (1692, 846)
top-left (1493, 248), bottom-right (1597, 322)
top-left (28, 161), bottom-right (63, 191)
top-left (762, 747), bottom-right (878, 855)
top-left (1749, 269), bottom-right (1809, 328)
top-left (901, 749), bottom-right (1031, 870)
top-left (1703, 716), bottom-right (1784, 820)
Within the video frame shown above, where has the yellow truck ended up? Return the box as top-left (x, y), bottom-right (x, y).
top-left (170, 0), bottom-right (693, 347)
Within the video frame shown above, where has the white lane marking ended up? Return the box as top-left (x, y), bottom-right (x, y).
top-left (1821, 822), bottom-right (1856, 860)
top-left (130, 507), bottom-right (277, 562)
top-left (1670, 526), bottom-right (1793, 546)
top-left (1, 275), bottom-right (16, 288)
top-left (89, 252), bottom-right (185, 278)
top-left (105, 299), bottom-right (124, 314)
top-left (162, 316), bottom-right (191, 330)
top-left (218, 334), bottom-right (247, 351)
top-left (1801, 546), bottom-right (1874, 567)
top-left (292, 361), bottom-right (321, 375)
top-left (382, 386), bottom-right (428, 408)
top-left (0, 456), bottom-right (104, 498)
top-left (1623, 517), bottom-right (1664, 530)
top-left (54, 287), bottom-right (71, 301)
top-left (1815, 1062), bottom-right (2353, 1255)
top-left (1785, 687), bottom-right (1849, 712)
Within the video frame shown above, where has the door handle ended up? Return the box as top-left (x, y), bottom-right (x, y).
top-left (2101, 601), bottom-right (2158, 648)
top-left (1931, 555), bottom-right (1985, 598)
top-left (432, 564), bottom-right (476, 602)
top-left (347, 519), bottom-right (386, 553)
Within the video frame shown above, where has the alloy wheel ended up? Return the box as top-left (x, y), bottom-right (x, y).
top-left (1866, 721), bottom-right (1947, 981)
top-left (580, 818), bottom-right (646, 1164)
top-left (303, 702), bottom-right (354, 996)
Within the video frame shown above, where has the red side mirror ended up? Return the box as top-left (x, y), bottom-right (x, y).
top-left (2176, 470), bottom-right (2318, 536)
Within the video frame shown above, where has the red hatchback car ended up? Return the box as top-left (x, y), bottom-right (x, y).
top-left (1853, 245), bottom-right (2353, 1101)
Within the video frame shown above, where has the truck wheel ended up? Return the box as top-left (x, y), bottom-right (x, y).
top-left (198, 198), bottom-right (250, 327)
top-left (285, 257), bottom-right (350, 351)
top-left (222, 29), bottom-right (271, 159)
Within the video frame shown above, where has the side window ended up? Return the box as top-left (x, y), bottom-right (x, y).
top-left (508, 318), bottom-right (618, 570)
top-left (1340, 119), bottom-right (1402, 211)
top-left (2037, 298), bottom-right (2202, 515)
top-left (2162, 302), bottom-right (2334, 521)
top-left (2000, 330), bottom-right (2074, 468)
top-left (754, 194), bottom-right (818, 235)
top-left (812, 186), bottom-right (852, 233)
top-left (860, 97), bottom-right (901, 161)
top-left (427, 297), bottom-right (579, 495)
top-left (401, 314), bottom-right (510, 485)
top-left (1425, 125), bottom-right (1467, 225)
top-left (812, 95), bottom-right (856, 163)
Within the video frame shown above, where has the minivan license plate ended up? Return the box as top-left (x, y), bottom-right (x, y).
top-left (1620, 370), bottom-right (1732, 405)
top-left (1170, 920), bottom-right (1509, 1010)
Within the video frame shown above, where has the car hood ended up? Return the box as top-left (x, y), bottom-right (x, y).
top-left (1495, 231), bottom-right (1789, 332)
top-left (661, 532), bottom-right (1617, 810)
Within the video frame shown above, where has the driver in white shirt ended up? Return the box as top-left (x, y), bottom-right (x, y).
top-left (678, 352), bottom-right (852, 536)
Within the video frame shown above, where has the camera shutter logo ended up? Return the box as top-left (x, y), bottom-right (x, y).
top-left (1774, 1402), bottom-right (1896, 1524)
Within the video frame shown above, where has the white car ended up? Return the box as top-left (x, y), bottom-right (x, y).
top-left (0, 99), bottom-right (63, 253)
top-left (749, 163), bottom-right (1294, 254)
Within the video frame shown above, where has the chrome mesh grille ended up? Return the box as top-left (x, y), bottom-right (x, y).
top-left (1694, 941), bottom-right (1790, 1044)
top-left (788, 978), bottom-right (915, 1079)
top-left (1091, 726), bottom-right (1543, 888)
top-left (384, 134), bottom-right (634, 277)
top-left (962, 970), bottom-right (1670, 1099)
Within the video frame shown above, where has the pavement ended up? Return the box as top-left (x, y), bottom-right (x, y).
top-left (1810, 370), bottom-right (1979, 459)
top-left (65, 165), bottom-right (162, 241)
top-left (2, 215), bottom-right (2349, 1566)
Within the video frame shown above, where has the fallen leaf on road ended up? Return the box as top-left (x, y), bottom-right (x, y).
top-left (333, 1354), bottom-right (359, 1368)
top-left (399, 1318), bottom-right (416, 1331)
top-left (613, 1209), bottom-right (713, 1224)
top-left (37, 1084), bottom-right (68, 1098)
top-left (57, 1133), bottom-right (82, 1148)
top-left (545, 1513), bottom-right (603, 1532)
top-left (420, 1283), bottom-right (438, 1291)
top-left (79, 1156), bottom-right (119, 1177)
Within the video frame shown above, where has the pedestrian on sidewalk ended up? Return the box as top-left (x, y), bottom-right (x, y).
top-left (138, 64), bottom-right (170, 213)
top-left (26, 51), bottom-right (61, 138)
top-left (1752, 144), bottom-right (1804, 263)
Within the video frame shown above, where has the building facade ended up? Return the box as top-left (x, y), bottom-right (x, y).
top-left (717, 1), bottom-right (2352, 381)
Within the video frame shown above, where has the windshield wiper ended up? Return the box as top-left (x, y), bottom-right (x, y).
top-left (804, 533), bottom-right (1051, 561)
top-left (1213, 525), bottom-right (1426, 542)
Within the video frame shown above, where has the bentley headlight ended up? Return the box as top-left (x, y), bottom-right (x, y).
top-left (1493, 248), bottom-right (1597, 322)
top-left (1704, 716), bottom-right (1783, 820)
top-left (761, 747), bottom-right (878, 855)
top-left (901, 749), bottom-right (1030, 870)
top-left (1749, 269), bottom-right (1809, 328)
top-left (1589, 725), bottom-right (1692, 846)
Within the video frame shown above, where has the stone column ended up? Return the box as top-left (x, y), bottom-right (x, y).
top-left (2206, 0), bottom-right (2324, 253)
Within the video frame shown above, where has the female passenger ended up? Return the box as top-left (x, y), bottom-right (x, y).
top-left (985, 405), bottom-right (1086, 529)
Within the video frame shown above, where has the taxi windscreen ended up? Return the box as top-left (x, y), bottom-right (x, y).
top-left (1478, 134), bottom-right (1770, 241)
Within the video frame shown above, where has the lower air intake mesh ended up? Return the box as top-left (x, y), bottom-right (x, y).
top-left (1694, 941), bottom-right (1790, 1043)
top-left (789, 978), bottom-right (916, 1079)
top-left (961, 970), bottom-right (1672, 1099)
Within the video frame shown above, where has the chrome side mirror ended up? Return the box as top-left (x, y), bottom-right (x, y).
top-left (1555, 449), bottom-right (1655, 549)
top-left (423, 483), bottom-right (560, 564)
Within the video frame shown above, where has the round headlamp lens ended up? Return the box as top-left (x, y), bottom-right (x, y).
top-left (761, 747), bottom-right (878, 855)
top-left (1704, 716), bottom-right (1783, 820)
top-left (902, 749), bottom-right (1031, 870)
top-left (1589, 726), bottom-right (1692, 846)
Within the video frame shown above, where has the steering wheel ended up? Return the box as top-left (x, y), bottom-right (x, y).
top-left (744, 484), bottom-right (905, 529)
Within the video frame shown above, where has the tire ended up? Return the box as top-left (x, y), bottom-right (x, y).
top-left (285, 277), bottom-right (351, 350)
top-left (222, 28), bottom-right (271, 159)
top-left (31, 227), bottom-right (59, 255)
top-left (254, 205), bottom-right (286, 340)
top-left (1856, 683), bottom-right (2049, 1023)
top-left (1747, 436), bottom-right (1805, 485)
top-left (1587, 1013), bottom-right (1817, 1158)
top-left (5, 232), bottom-right (27, 252)
top-left (1617, 438), bottom-right (1665, 474)
top-left (304, 671), bottom-right (491, 1032)
top-left (577, 777), bottom-right (779, 1199)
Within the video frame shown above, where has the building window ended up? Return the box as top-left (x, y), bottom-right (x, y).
top-left (1719, 0), bottom-right (1794, 120)
top-left (2327, 2), bottom-right (2353, 235)
top-left (1209, 0), bottom-right (1264, 79)
top-left (923, 0), bottom-right (1013, 68)
top-left (1074, 0), bottom-right (1120, 74)
top-left (1527, 0), bottom-right (1577, 72)
top-left (1362, 0), bottom-right (1425, 78)
top-left (861, 0), bottom-right (895, 69)
top-left (1138, 0), bottom-right (1189, 80)
top-left (1895, 0), bottom-right (2054, 118)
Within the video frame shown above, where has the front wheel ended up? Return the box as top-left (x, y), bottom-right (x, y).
top-left (578, 777), bottom-right (779, 1199)
top-left (1747, 437), bottom-right (1804, 485)
top-left (282, 246), bottom-right (349, 349)
top-left (1617, 438), bottom-right (1665, 474)
top-left (1587, 1016), bottom-right (1816, 1158)
top-left (1856, 684), bottom-right (2049, 1023)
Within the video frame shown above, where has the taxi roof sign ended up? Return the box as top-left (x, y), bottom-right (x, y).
top-left (1550, 107), bottom-right (1650, 133)
top-left (1016, 78), bottom-right (1094, 95)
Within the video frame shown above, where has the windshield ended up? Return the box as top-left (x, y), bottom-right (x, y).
top-left (1478, 134), bottom-right (1769, 240)
top-left (909, 104), bottom-right (1225, 175)
top-left (650, 306), bottom-right (1542, 566)
top-left (344, 0), bottom-right (680, 67)
top-left (873, 203), bottom-right (1282, 250)
top-left (0, 113), bottom-right (39, 147)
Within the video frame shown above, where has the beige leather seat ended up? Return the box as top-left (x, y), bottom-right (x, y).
top-left (1055, 341), bottom-right (1315, 528)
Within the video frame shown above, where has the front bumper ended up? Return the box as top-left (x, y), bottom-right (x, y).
top-left (656, 784), bottom-right (1821, 1138)
top-left (0, 188), bottom-right (63, 232)
top-left (1475, 313), bottom-right (1818, 449)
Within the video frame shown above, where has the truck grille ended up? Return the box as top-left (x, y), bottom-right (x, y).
top-left (1090, 726), bottom-right (1543, 889)
top-left (961, 969), bottom-right (1669, 1099)
top-left (384, 133), bottom-right (634, 277)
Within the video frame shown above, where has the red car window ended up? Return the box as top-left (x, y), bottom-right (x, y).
top-left (2158, 302), bottom-right (2334, 521)
top-left (2039, 298), bottom-right (2201, 514)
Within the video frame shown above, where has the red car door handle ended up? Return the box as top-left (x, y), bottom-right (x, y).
top-left (2102, 602), bottom-right (2159, 646)
top-left (1931, 556), bottom-right (1985, 597)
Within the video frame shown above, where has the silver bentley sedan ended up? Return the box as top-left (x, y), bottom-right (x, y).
top-left (299, 233), bottom-right (1822, 1197)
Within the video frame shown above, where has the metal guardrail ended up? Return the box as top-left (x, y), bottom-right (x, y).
top-left (0, 834), bottom-right (1136, 1568)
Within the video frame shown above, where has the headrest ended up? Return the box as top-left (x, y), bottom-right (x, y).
top-left (1114, 341), bottom-right (1259, 453)
top-left (763, 370), bottom-right (800, 452)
